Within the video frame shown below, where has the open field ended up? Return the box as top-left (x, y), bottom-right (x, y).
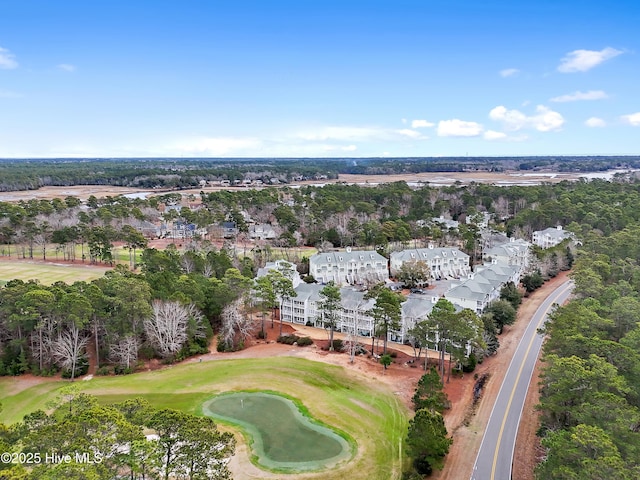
top-left (0, 169), bottom-right (624, 204)
top-left (0, 259), bottom-right (110, 285)
top-left (0, 356), bottom-right (408, 480)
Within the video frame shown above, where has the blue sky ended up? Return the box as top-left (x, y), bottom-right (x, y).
top-left (0, 0), bottom-right (638, 158)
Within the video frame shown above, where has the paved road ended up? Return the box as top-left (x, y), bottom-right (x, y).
top-left (470, 280), bottom-right (574, 480)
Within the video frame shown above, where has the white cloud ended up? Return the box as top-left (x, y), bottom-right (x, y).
top-left (558, 47), bottom-right (622, 73)
top-left (411, 119), bottom-right (434, 128)
top-left (396, 128), bottom-right (423, 138)
top-left (585, 117), bottom-right (606, 128)
top-left (57, 63), bottom-right (77, 72)
top-left (0, 46), bottom-right (18, 69)
top-left (621, 112), bottom-right (640, 126)
top-left (500, 68), bottom-right (520, 78)
top-left (551, 90), bottom-right (608, 102)
top-left (489, 106), bottom-right (527, 131)
top-left (484, 130), bottom-right (507, 140)
top-left (437, 119), bottom-right (483, 137)
top-left (483, 130), bottom-right (529, 142)
top-left (173, 137), bottom-right (261, 155)
top-left (489, 105), bottom-right (564, 132)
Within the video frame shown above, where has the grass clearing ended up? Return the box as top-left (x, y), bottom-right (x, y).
top-left (0, 259), bottom-right (110, 285)
top-left (0, 357), bottom-right (408, 479)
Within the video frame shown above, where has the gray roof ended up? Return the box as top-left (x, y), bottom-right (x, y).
top-left (402, 296), bottom-right (437, 319)
top-left (339, 288), bottom-right (375, 311)
top-left (310, 249), bottom-right (387, 265)
top-left (446, 284), bottom-right (489, 302)
top-left (535, 227), bottom-right (571, 240)
top-left (391, 247), bottom-right (469, 263)
top-left (484, 239), bottom-right (529, 258)
top-left (475, 263), bottom-right (517, 284)
top-left (292, 283), bottom-right (324, 302)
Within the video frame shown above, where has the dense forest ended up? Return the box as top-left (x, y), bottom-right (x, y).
top-left (0, 392), bottom-right (235, 479)
top-left (535, 224), bottom-right (640, 479)
top-left (0, 253), bottom-right (250, 378)
top-left (0, 156), bottom-right (639, 191)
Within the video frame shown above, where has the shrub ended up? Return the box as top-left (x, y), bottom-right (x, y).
top-left (276, 335), bottom-right (315, 346)
top-left (61, 357), bottom-right (89, 379)
top-left (114, 365), bottom-right (134, 375)
top-left (138, 344), bottom-right (155, 360)
top-left (413, 456), bottom-right (433, 476)
top-left (277, 334), bottom-right (300, 345)
top-left (96, 366), bottom-right (111, 376)
top-left (462, 352), bottom-right (477, 373)
top-left (296, 336), bottom-right (313, 346)
top-left (217, 337), bottom-right (245, 353)
top-left (257, 330), bottom-right (267, 339)
top-left (380, 354), bottom-right (393, 370)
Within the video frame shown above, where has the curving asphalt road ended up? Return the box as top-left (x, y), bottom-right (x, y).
top-left (470, 280), bottom-right (574, 480)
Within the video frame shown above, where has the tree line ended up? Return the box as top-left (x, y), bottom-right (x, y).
top-left (2, 176), bottom-right (640, 271)
top-left (0, 245), bottom-right (258, 378)
top-left (0, 389), bottom-right (234, 479)
top-left (1, 156), bottom-right (639, 192)
top-left (535, 224), bottom-right (640, 478)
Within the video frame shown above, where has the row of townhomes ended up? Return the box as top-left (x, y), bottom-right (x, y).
top-left (279, 282), bottom-right (443, 344)
top-left (389, 246), bottom-right (471, 280)
top-left (278, 233), bottom-right (538, 346)
top-left (308, 248), bottom-right (389, 285)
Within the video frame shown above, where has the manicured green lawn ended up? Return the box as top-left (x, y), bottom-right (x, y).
top-left (0, 357), bottom-right (408, 480)
top-left (0, 259), bottom-right (110, 285)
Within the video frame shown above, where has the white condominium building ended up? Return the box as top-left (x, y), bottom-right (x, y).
top-left (532, 226), bottom-right (572, 249)
top-left (390, 246), bottom-right (470, 280)
top-left (309, 249), bottom-right (389, 286)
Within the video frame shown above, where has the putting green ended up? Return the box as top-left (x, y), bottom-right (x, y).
top-left (203, 391), bottom-right (353, 472)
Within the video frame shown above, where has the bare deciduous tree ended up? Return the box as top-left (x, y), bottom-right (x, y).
top-left (144, 300), bottom-right (205, 358)
top-left (219, 299), bottom-right (257, 350)
top-left (344, 305), bottom-right (365, 364)
top-left (109, 335), bottom-right (139, 369)
top-left (181, 254), bottom-right (196, 274)
top-left (51, 323), bottom-right (89, 380)
top-left (202, 262), bottom-right (214, 278)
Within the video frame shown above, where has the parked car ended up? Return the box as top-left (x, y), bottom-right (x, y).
top-left (410, 288), bottom-right (426, 294)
